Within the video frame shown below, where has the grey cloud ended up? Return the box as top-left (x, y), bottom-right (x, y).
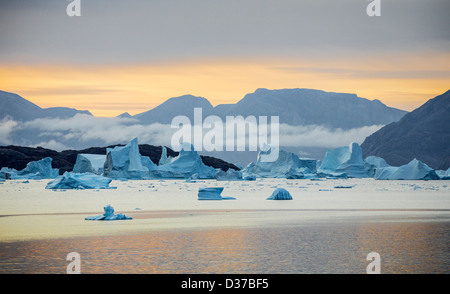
top-left (0, 114), bottom-right (382, 155)
top-left (1, 0), bottom-right (449, 64)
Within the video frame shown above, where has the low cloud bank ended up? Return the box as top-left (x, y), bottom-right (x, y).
top-left (0, 114), bottom-right (382, 153)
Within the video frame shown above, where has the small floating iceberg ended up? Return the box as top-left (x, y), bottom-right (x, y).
top-left (267, 188), bottom-right (293, 200)
top-left (46, 172), bottom-right (116, 190)
top-left (198, 187), bottom-right (235, 200)
top-left (334, 185), bottom-right (356, 189)
top-left (85, 204), bottom-right (132, 221)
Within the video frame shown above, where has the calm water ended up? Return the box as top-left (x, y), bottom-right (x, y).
top-left (0, 220), bottom-right (449, 274)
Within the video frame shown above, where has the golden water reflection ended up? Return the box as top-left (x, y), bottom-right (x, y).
top-left (0, 221), bottom-right (449, 274)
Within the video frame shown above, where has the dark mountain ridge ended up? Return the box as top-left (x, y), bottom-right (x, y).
top-left (361, 89), bottom-right (450, 170)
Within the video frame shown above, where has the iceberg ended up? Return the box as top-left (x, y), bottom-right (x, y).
top-left (364, 156), bottom-right (390, 178)
top-left (103, 138), bottom-right (151, 179)
top-left (436, 167), bottom-right (450, 180)
top-left (267, 188), bottom-right (293, 200)
top-left (198, 187), bottom-right (235, 200)
top-left (158, 146), bottom-right (175, 166)
top-left (150, 143), bottom-right (217, 179)
top-left (318, 143), bottom-right (368, 178)
top-left (46, 172), bottom-right (116, 189)
top-left (242, 146), bottom-right (317, 179)
top-left (73, 154), bottom-right (106, 174)
top-left (214, 169), bottom-right (242, 181)
top-left (374, 158), bottom-right (439, 180)
top-left (85, 204), bottom-right (132, 221)
top-left (141, 155), bottom-right (158, 171)
top-left (6, 157), bottom-right (59, 180)
top-left (0, 167), bottom-right (16, 180)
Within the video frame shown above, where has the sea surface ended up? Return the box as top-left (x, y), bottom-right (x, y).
top-left (1, 178), bottom-right (449, 274)
top-left (0, 220), bottom-right (449, 274)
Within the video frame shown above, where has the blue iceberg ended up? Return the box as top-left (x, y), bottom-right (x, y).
top-left (242, 146), bottom-right (317, 179)
top-left (4, 157), bottom-right (59, 180)
top-left (198, 187), bottom-right (235, 200)
top-left (318, 143), bottom-right (368, 178)
top-left (436, 167), bottom-right (450, 180)
top-left (364, 156), bottom-right (390, 178)
top-left (0, 167), bottom-right (16, 180)
top-left (158, 146), bottom-right (175, 166)
top-left (46, 172), bottom-right (116, 189)
top-left (267, 188), bottom-right (293, 200)
top-left (214, 169), bottom-right (243, 181)
top-left (374, 158), bottom-right (439, 180)
top-left (103, 137), bottom-right (153, 179)
top-left (150, 143), bottom-right (217, 179)
top-left (73, 154), bottom-right (106, 174)
top-left (85, 204), bottom-right (132, 221)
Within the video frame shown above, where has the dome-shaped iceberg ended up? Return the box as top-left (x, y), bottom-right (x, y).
top-left (267, 188), bottom-right (293, 200)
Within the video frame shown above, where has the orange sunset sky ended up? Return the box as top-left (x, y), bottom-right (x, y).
top-left (1, 0), bottom-right (449, 117)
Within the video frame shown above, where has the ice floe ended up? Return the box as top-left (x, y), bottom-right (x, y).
top-left (46, 172), bottom-right (116, 189)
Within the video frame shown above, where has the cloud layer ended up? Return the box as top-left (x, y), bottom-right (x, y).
top-left (0, 114), bottom-right (382, 156)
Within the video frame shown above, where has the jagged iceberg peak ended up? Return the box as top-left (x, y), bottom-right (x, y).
top-left (374, 158), bottom-right (439, 180)
top-left (318, 142), bottom-right (368, 178)
top-left (73, 154), bottom-right (106, 175)
top-left (2, 157), bottom-right (59, 180)
top-left (158, 146), bottom-right (175, 166)
top-left (151, 142), bottom-right (216, 179)
top-left (243, 145), bottom-right (317, 179)
top-left (103, 137), bottom-right (154, 179)
top-left (85, 204), bottom-right (132, 221)
top-left (267, 188), bottom-right (293, 200)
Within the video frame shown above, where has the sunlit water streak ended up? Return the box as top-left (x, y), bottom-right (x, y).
top-left (0, 221), bottom-right (448, 274)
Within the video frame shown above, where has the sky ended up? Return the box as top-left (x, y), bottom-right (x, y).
top-left (1, 0), bottom-right (449, 117)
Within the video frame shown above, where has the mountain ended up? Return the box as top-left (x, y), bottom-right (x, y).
top-left (361, 90), bottom-right (450, 170)
top-left (0, 90), bottom-right (92, 121)
top-left (2, 88), bottom-right (406, 129)
top-left (0, 144), bottom-right (239, 174)
top-left (212, 88), bottom-right (407, 129)
top-left (132, 88), bottom-right (407, 129)
top-left (134, 95), bottom-right (214, 124)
